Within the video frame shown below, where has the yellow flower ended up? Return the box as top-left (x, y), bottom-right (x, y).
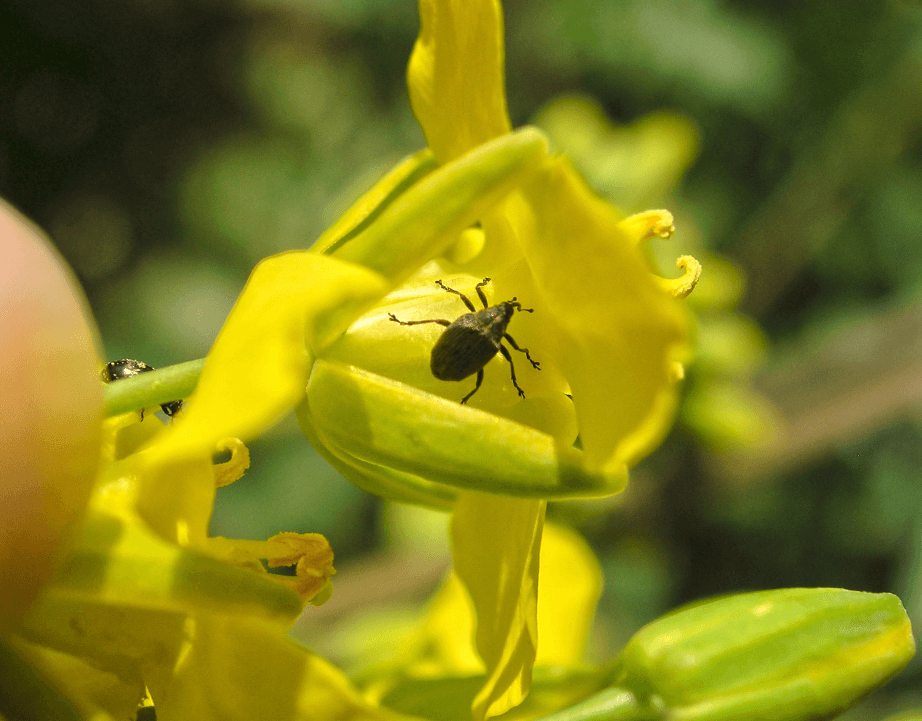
top-left (8, 249), bottom-right (413, 720)
top-left (288, 2), bottom-right (694, 720)
top-left (355, 522), bottom-right (605, 720)
top-left (535, 94), bottom-right (778, 453)
top-left (14, 0), bottom-right (691, 716)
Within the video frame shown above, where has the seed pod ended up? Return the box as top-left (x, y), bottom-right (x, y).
top-left (616, 588), bottom-right (915, 721)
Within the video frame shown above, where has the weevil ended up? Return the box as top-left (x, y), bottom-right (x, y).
top-left (101, 359), bottom-right (183, 418)
top-left (388, 277), bottom-right (540, 404)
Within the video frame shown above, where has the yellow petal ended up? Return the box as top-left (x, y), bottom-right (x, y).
top-left (161, 252), bottom-right (388, 458)
top-left (157, 615), bottom-right (418, 721)
top-left (24, 511), bottom-right (301, 628)
top-left (406, 523), bottom-right (601, 675)
top-left (506, 157), bottom-right (689, 471)
top-left (534, 524), bottom-right (602, 666)
top-left (132, 254), bottom-right (387, 541)
top-left (7, 636), bottom-right (145, 721)
top-left (452, 493), bottom-right (544, 721)
top-left (408, 0), bottom-right (512, 163)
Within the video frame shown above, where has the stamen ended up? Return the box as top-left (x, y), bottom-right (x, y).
top-left (619, 209), bottom-right (675, 245)
top-left (658, 255), bottom-right (702, 299)
top-left (213, 437), bottom-right (251, 488)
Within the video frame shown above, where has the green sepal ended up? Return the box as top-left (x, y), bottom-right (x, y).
top-left (303, 359), bottom-right (626, 498)
top-left (331, 127), bottom-right (548, 287)
top-left (313, 148), bottom-right (439, 256)
top-left (615, 588), bottom-right (916, 721)
top-left (24, 511), bottom-right (302, 632)
top-left (297, 395), bottom-right (457, 510)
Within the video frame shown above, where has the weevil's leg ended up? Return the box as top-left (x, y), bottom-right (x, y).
top-left (499, 344), bottom-right (526, 398)
top-left (503, 332), bottom-right (540, 370)
top-left (474, 277), bottom-right (492, 309)
top-left (435, 279), bottom-right (477, 313)
top-left (388, 313), bottom-right (451, 327)
top-left (461, 368), bottom-right (484, 404)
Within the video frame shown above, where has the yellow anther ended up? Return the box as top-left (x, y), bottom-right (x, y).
top-left (618, 209), bottom-right (675, 245)
top-left (658, 254), bottom-right (702, 299)
top-left (213, 438), bottom-right (250, 488)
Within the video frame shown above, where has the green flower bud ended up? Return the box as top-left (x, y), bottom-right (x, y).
top-left (616, 588), bottom-right (915, 721)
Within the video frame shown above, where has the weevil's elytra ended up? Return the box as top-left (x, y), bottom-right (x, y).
top-left (101, 359), bottom-right (184, 418)
top-left (388, 278), bottom-right (541, 404)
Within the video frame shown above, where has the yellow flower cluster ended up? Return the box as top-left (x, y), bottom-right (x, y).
top-left (3, 0), bottom-right (699, 719)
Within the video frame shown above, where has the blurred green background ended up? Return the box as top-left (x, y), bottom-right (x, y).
top-left (3, 0), bottom-right (922, 717)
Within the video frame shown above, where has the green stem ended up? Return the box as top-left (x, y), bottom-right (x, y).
top-left (532, 688), bottom-right (664, 721)
top-left (103, 358), bottom-right (206, 417)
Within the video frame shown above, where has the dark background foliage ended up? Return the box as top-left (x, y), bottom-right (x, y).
top-left (4, 0), bottom-right (922, 717)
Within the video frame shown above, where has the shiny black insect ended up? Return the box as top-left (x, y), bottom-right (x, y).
top-left (388, 278), bottom-right (540, 404)
top-left (101, 359), bottom-right (183, 418)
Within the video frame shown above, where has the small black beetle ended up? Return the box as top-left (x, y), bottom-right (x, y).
top-left (101, 359), bottom-right (183, 418)
top-left (388, 278), bottom-right (540, 404)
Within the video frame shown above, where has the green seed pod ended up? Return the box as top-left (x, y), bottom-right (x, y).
top-left (616, 588), bottom-right (915, 721)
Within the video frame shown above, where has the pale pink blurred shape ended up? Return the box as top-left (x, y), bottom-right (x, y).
top-left (0, 199), bottom-right (102, 625)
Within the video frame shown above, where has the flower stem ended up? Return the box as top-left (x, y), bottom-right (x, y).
top-left (103, 357), bottom-right (206, 417)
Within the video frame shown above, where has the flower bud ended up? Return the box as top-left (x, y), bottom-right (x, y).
top-left (617, 588), bottom-right (915, 721)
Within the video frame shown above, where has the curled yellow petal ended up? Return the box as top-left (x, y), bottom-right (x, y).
top-left (213, 438), bottom-right (250, 489)
top-left (658, 254), bottom-right (702, 299)
top-left (618, 209), bottom-right (675, 244)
